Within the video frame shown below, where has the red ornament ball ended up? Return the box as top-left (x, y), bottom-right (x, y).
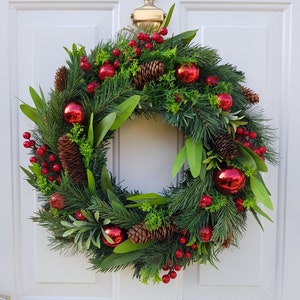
top-left (217, 93), bottom-right (233, 111)
top-left (101, 225), bottom-right (125, 248)
top-left (98, 62), bottom-right (116, 81)
top-left (49, 192), bottom-right (65, 209)
top-left (175, 63), bottom-right (200, 84)
top-left (199, 226), bottom-right (213, 243)
top-left (63, 102), bottom-right (84, 124)
top-left (214, 167), bottom-right (246, 194)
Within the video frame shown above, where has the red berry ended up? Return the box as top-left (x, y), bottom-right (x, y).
top-left (179, 236), bottom-right (187, 244)
top-left (142, 33), bottom-right (150, 41)
top-left (49, 192), bottom-right (65, 209)
top-left (199, 226), bottom-right (213, 243)
top-left (169, 270), bottom-right (177, 279)
top-left (235, 199), bottom-right (245, 212)
top-left (36, 147), bottom-right (45, 156)
top-left (217, 93), bottom-right (233, 111)
top-left (87, 81), bottom-right (99, 93)
top-left (199, 195), bottom-right (213, 208)
top-left (253, 148), bottom-right (261, 155)
top-left (259, 146), bottom-right (267, 154)
top-left (48, 175), bottom-right (55, 181)
top-left (23, 131), bottom-right (31, 139)
top-left (174, 264), bottom-right (182, 271)
top-left (166, 259), bottom-right (173, 266)
top-left (162, 265), bottom-right (170, 271)
top-left (205, 76), bottom-right (219, 86)
top-left (151, 32), bottom-right (164, 43)
top-left (236, 127), bottom-right (244, 135)
top-left (159, 27), bottom-right (168, 36)
top-left (80, 60), bottom-right (91, 72)
top-left (144, 42), bottom-right (153, 50)
top-left (29, 156), bottom-right (37, 163)
top-left (52, 163), bottom-right (61, 172)
top-left (190, 243), bottom-right (197, 250)
top-left (243, 141), bottom-right (251, 148)
top-left (136, 32), bottom-right (145, 40)
top-left (98, 63), bottom-right (116, 81)
top-left (249, 131), bottom-right (257, 139)
top-left (74, 209), bottom-right (86, 221)
top-left (185, 251), bottom-right (191, 259)
top-left (175, 249), bottom-right (183, 258)
top-left (112, 48), bottom-right (120, 57)
top-left (134, 47), bottom-right (142, 57)
top-left (162, 274), bottom-right (170, 284)
top-left (180, 229), bottom-right (187, 235)
top-left (41, 161), bottom-right (47, 168)
top-left (128, 39), bottom-right (137, 47)
top-left (30, 140), bottom-right (36, 147)
top-left (48, 154), bottom-right (56, 162)
top-left (80, 56), bottom-right (88, 62)
top-left (243, 130), bottom-right (249, 137)
top-left (23, 141), bottom-right (32, 148)
top-left (113, 60), bottom-right (120, 69)
top-left (41, 167), bottom-right (48, 175)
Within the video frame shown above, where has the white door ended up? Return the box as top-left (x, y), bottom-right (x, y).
top-left (1, 0), bottom-right (299, 300)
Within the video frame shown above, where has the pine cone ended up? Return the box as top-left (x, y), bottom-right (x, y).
top-left (214, 132), bottom-right (238, 160)
top-left (127, 222), bottom-right (176, 244)
top-left (57, 135), bottom-right (86, 184)
top-left (242, 86), bottom-right (260, 104)
top-left (54, 66), bottom-right (68, 92)
top-left (133, 60), bottom-right (165, 89)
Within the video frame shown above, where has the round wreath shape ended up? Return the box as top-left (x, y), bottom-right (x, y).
top-left (21, 18), bottom-right (277, 284)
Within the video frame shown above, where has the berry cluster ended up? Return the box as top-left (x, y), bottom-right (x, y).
top-left (161, 229), bottom-right (196, 283)
top-left (23, 131), bottom-right (62, 183)
top-left (124, 27), bottom-right (168, 57)
top-left (235, 127), bottom-right (267, 160)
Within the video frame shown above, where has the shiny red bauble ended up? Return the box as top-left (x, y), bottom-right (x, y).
top-left (214, 167), bottom-right (246, 194)
top-left (63, 102), bottom-right (84, 124)
top-left (101, 225), bottom-right (125, 248)
top-left (199, 195), bottom-right (213, 208)
top-left (175, 63), bottom-right (200, 84)
top-left (98, 62), bottom-right (116, 81)
top-left (199, 226), bottom-right (213, 242)
top-left (49, 192), bottom-right (65, 209)
top-left (217, 93), bottom-right (233, 111)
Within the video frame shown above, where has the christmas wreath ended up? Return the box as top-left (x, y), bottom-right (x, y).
top-left (21, 7), bottom-right (277, 284)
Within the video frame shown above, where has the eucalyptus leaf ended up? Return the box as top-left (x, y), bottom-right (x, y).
top-left (94, 112), bottom-right (116, 147)
top-left (235, 143), bottom-right (257, 172)
top-left (160, 3), bottom-right (175, 29)
top-left (29, 163), bottom-right (42, 176)
top-left (101, 227), bottom-right (114, 244)
top-left (169, 30), bottom-right (198, 45)
top-left (172, 144), bottom-right (186, 178)
top-left (101, 166), bottom-right (114, 195)
top-left (110, 95), bottom-right (140, 130)
top-left (29, 86), bottom-right (46, 110)
top-left (250, 174), bottom-right (273, 210)
top-left (127, 193), bottom-right (163, 202)
top-left (20, 103), bottom-right (40, 125)
top-left (186, 137), bottom-right (202, 178)
top-left (114, 239), bottom-right (153, 253)
top-left (87, 113), bottom-right (94, 146)
top-left (87, 169), bottom-right (96, 193)
top-left (62, 228), bottom-right (77, 237)
top-left (243, 146), bottom-right (268, 172)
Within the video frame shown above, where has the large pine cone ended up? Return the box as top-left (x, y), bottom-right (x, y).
top-left (133, 60), bottom-right (165, 89)
top-left (127, 222), bottom-right (176, 244)
top-left (214, 132), bottom-right (238, 160)
top-left (54, 66), bottom-right (68, 92)
top-left (57, 135), bottom-right (86, 184)
top-left (242, 86), bottom-right (260, 104)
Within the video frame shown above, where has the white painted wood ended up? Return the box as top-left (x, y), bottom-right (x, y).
top-left (1, 0), bottom-right (299, 300)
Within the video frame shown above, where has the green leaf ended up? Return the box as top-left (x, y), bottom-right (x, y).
top-left (101, 227), bottom-right (114, 244)
top-left (235, 143), bottom-right (257, 172)
top-left (243, 146), bottom-right (268, 172)
top-left (94, 112), bottom-right (116, 147)
top-left (114, 239), bottom-right (153, 253)
top-left (169, 30), bottom-right (198, 45)
top-left (160, 3), bottom-right (175, 29)
top-left (29, 163), bottom-right (42, 176)
top-left (100, 251), bottom-right (143, 271)
top-left (87, 113), bottom-right (94, 146)
top-left (110, 95), bottom-right (140, 130)
top-left (107, 189), bottom-right (126, 212)
top-left (62, 228), bottom-right (78, 237)
top-left (127, 193), bottom-right (163, 202)
top-left (251, 204), bottom-right (273, 222)
top-left (92, 234), bottom-right (101, 248)
top-left (87, 169), bottom-right (96, 193)
top-left (186, 138), bottom-right (203, 178)
top-left (20, 103), bottom-right (40, 125)
top-left (250, 174), bottom-right (273, 210)
top-left (29, 86), bottom-right (46, 110)
top-left (20, 166), bottom-right (35, 181)
top-left (126, 193), bottom-right (168, 207)
top-left (101, 166), bottom-right (114, 196)
top-left (172, 144), bottom-right (187, 177)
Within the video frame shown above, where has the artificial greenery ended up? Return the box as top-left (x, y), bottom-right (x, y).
top-left (21, 6), bottom-right (277, 284)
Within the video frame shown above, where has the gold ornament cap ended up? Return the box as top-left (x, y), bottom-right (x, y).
top-left (131, 0), bottom-right (165, 32)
